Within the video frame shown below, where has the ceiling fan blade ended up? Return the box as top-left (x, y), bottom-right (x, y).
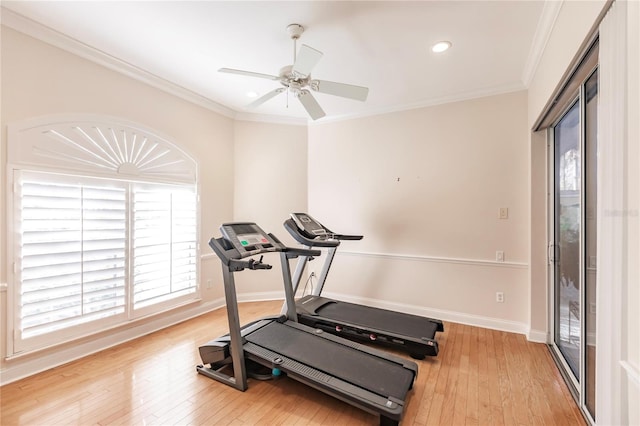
top-left (292, 44), bottom-right (323, 78)
top-left (248, 88), bottom-right (285, 108)
top-left (219, 68), bottom-right (279, 80)
top-left (297, 90), bottom-right (326, 120)
top-left (312, 79), bottom-right (369, 101)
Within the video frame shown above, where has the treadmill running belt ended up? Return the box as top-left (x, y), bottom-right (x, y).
top-left (246, 321), bottom-right (414, 400)
top-left (315, 301), bottom-right (438, 338)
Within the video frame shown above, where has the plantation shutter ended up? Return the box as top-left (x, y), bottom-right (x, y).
top-left (132, 184), bottom-right (197, 311)
top-left (17, 172), bottom-right (127, 341)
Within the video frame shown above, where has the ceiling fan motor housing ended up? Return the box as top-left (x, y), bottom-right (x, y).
top-left (279, 65), bottom-right (310, 89)
top-left (287, 23), bottom-right (304, 40)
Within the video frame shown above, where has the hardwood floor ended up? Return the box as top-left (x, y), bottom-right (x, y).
top-left (1, 300), bottom-right (585, 425)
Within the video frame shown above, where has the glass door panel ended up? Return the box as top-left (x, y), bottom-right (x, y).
top-left (554, 100), bottom-right (581, 380)
top-left (550, 64), bottom-right (598, 424)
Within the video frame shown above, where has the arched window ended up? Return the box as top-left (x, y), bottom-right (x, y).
top-left (6, 115), bottom-right (199, 355)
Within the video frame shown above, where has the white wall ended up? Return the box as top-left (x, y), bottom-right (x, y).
top-left (307, 91), bottom-right (530, 332)
top-left (0, 26), bottom-right (236, 382)
top-left (231, 120), bottom-right (309, 299)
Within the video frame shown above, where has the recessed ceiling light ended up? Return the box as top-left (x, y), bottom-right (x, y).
top-left (246, 91), bottom-right (258, 98)
top-left (431, 41), bottom-right (452, 53)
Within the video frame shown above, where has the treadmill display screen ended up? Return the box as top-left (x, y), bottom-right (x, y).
top-left (237, 233), bottom-right (269, 247)
top-left (220, 222), bottom-right (279, 257)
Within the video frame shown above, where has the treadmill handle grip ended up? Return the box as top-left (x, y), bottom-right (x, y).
top-left (229, 256), bottom-right (272, 271)
top-left (248, 257), bottom-right (272, 270)
top-left (285, 247), bottom-right (322, 258)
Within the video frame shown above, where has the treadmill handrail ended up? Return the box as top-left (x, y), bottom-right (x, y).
top-left (208, 236), bottom-right (240, 267)
top-left (284, 246), bottom-right (322, 258)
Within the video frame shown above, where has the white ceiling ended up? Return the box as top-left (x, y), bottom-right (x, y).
top-left (1, 1), bottom-right (556, 123)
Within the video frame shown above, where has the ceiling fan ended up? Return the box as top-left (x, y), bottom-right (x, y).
top-left (219, 24), bottom-right (369, 120)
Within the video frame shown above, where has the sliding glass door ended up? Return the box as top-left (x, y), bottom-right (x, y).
top-left (549, 66), bottom-right (598, 422)
top-left (553, 99), bottom-right (581, 379)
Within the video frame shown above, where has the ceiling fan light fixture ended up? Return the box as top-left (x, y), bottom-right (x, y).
top-left (431, 41), bottom-right (452, 53)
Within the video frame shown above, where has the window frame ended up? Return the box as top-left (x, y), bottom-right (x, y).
top-left (6, 114), bottom-right (200, 357)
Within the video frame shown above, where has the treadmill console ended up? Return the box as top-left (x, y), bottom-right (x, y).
top-left (290, 213), bottom-right (330, 239)
top-left (289, 213), bottom-right (363, 243)
top-left (220, 222), bottom-right (283, 258)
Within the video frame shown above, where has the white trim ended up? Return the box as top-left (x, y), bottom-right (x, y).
top-left (310, 83), bottom-right (527, 125)
top-left (527, 329), bottom-right (549, 343)
top-left (7, 113), bottom-right (198, 183)
top-left (596, 1), bottom-right (629, 424)
top-left (0, 7), bottom-right (235, 120)
top-left (621, 361), bottom-right (640, 390)
top-left (322, 291), bottom-right (529, 336)
top-left (339, 250), bottom-right (529, 269)
top-left (521, 1), bottom-right (564, 87)
top-left (234, 113), bottom-right (308, 127)
top-left (237, 291), bottom-right (284, 303)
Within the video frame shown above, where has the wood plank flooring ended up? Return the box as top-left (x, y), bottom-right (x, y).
top-left (1, 300), bottom-right (585, 425)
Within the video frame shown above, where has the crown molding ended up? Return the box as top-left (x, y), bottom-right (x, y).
top-left (1, 7), bottom-right (236, 119)
top-left (234, 111), bottom-right (309, 126)
top-left (1, 5), bottom-right (544, 127)
top-left (521, 0), bottom-right (564, 87)
top-left (311, 81), bottom-right (527, 125)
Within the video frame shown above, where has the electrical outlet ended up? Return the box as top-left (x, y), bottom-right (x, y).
top-left (206, 279), bottom-right (212, 289)
top-left (499, 207), bottom-right (509, 219)
top-left (496, 251), bottom-right (504, 262)
top-left (310, 272), bottom-right (316, 278)
top-left (496, 292), bottom-right (504, 303)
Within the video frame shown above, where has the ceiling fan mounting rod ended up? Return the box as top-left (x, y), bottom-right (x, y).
top-left (287, 23), bottom-right (304, 63)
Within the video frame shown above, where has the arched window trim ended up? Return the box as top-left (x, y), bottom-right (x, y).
top-left (6, 114), bottom-right (200, 357)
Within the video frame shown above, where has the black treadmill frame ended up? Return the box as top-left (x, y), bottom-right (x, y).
top-left (197, 222), bottom-right (419, 426)
top-left (283, 214), bottom-right (444, 359)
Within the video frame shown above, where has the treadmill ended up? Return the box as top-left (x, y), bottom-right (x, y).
top-left (283, 213), bottom-right (444, 359)
top-left (196, 222), bottom-right (418, 426)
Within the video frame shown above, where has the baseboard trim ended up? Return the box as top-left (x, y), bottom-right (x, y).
top-left (237, 291), bottom-right (283, 303)
top-left (527, 328), bottom-right (549, 343)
